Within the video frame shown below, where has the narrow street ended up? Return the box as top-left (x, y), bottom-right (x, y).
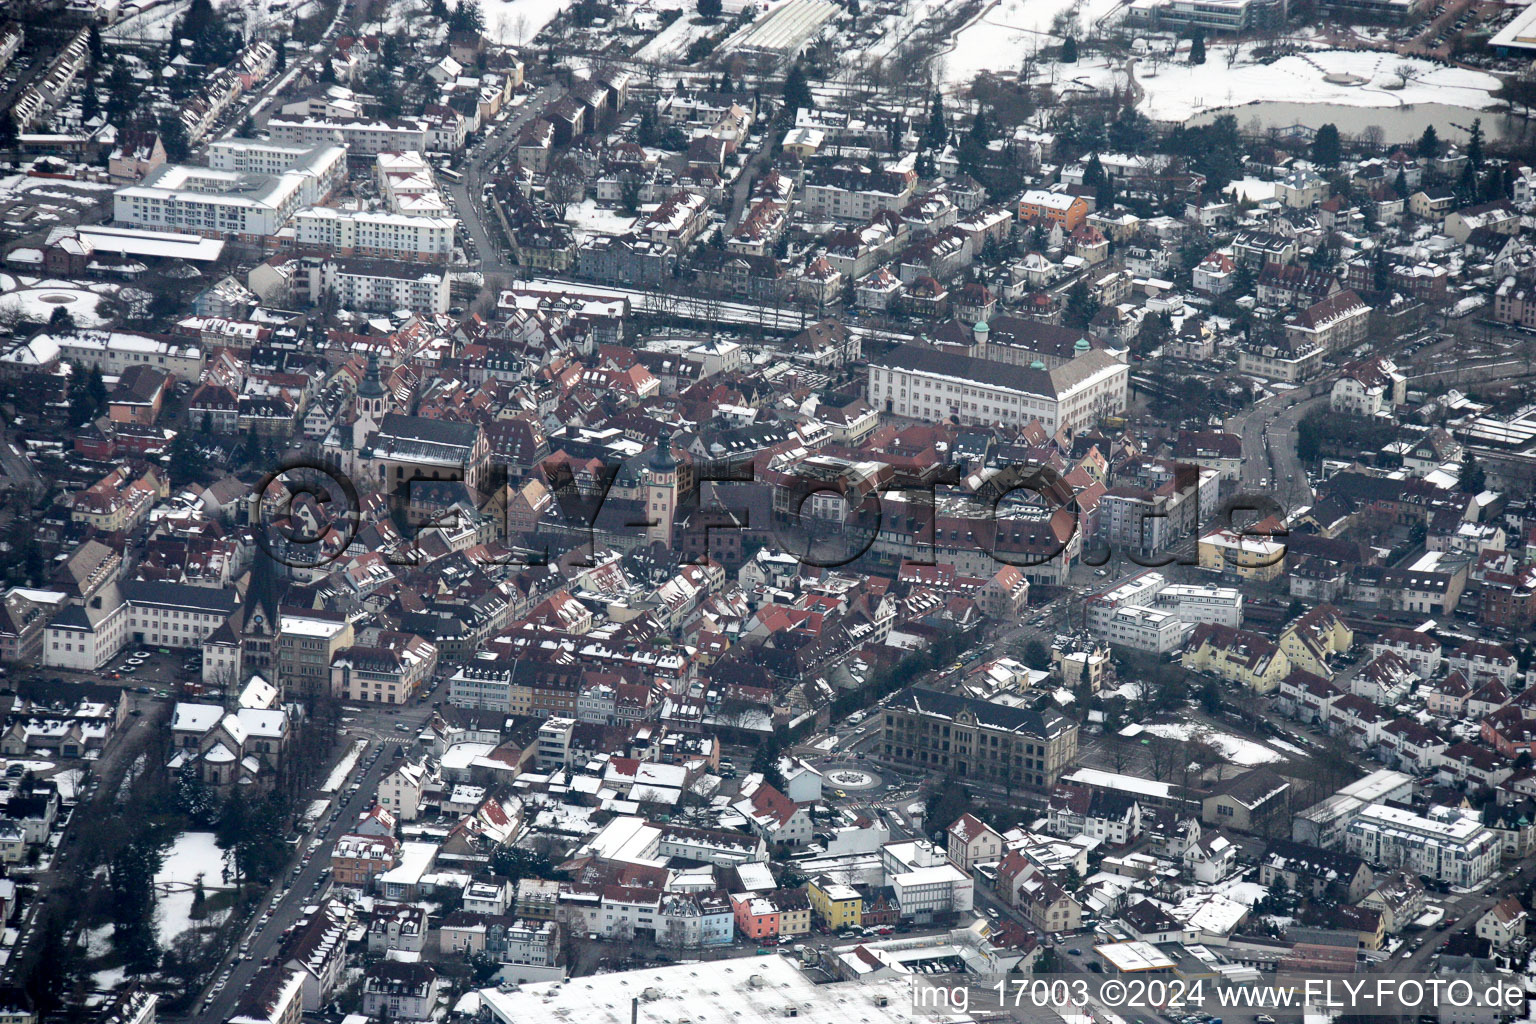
top-left (725, 126), bottom-right (780, 230)
top-left (0, 420), bottom-right (43, 495)
top-left (448, 83), bottom-right (565, 274)
top-left (0, 690), bottom-right (166, 987)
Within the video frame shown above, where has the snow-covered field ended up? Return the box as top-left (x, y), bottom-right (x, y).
top-left (484, 0), bottom-right (580, 43)
top-left (1226, 176), bottom-right (1280, 203)
top-left (1, 759), bottom-right (54, 774)
top-left (1144, 723), bottom-right (1285, 766)
top-left (565, 199), bottom-right (639, 241)
top-left (633, 11), bottom-right (714, 61)
top-left (155, 831), bottom-right (233, 946)
top-left (1267, 738), bottom-right (1311, 757)
top-left (939, 0), bottom-right (1127, 89)
top-left (1135, 48), bottom-right (1501, 122)
top-left (856, 0), bottom-right (950, 64)
top-left (1212, 878), bottom-right (1270, 906)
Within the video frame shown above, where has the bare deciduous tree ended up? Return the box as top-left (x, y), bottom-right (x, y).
top-left (544, 155), bottom-right (586, 219)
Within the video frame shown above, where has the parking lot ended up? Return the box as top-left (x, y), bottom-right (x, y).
top-left (30, 646), bottom-right (206, 697)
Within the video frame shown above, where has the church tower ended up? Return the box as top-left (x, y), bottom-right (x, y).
top-left (352, 351), bottom-right (387, 450)
top-left (236, 548), bottom-right (286, 695)
top-left (643, 427), bottom-right (678, 548)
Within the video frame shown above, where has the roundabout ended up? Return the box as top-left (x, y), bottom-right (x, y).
top-left (824, 767), bottom-right (879, 791)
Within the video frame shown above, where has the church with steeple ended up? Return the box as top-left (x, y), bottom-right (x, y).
top-left (231, 547), bottom-right (286, 694)
top-left (318, 351), bottom-right (395, 482)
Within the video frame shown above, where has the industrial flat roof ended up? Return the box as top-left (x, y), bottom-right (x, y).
top-left (479, 956), bottom-right (977, 1024)
top-left (1491, 5), bottom-right (1536, 51)
top-left (77, 225), bottom-right (226, 262)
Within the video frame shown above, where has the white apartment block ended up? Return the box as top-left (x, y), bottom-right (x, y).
top-left (267, 116), bottom-right (431, 156)
top-left (52, 330), bottom-right (206, 379)
top-left (1159, 584), bottom-right (1245, 628)
top-left (378, 760), bottom-right (438, 821)
top-left (448, 663), bottom-right (511, 710)
top-left (113, 143), bottom-right (345, 241)
top-left (535, 718), bottom-right (575, 770)
top-left (1084, 572), bottom-right (1240, 652)
top-left (867, 343), bottom-right (1127, 435)
top-left (1344, 804), bottom-right (1500, 887)
top-left (295, 208), bottom-right (457, 263)
top-left (1092, 604), bottom-right (1190, 654)
top-left (207, 139), bottom-right (346, 188)
top-left (889, 864), bottom-right (975, 921)
top-left (376, 151), bottom-right (451, 216)
top-left (304, 257), bottom-right (451, 314)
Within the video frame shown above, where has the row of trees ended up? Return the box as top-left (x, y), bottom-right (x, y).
top-left (14, 691), bottom-right (347, 1015)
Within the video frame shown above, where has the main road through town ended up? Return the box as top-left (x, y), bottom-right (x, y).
top-left (176, 701), bottom-right (436, 1022)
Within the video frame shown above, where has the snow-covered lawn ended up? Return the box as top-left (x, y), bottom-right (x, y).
top-left (856, 0), bottom-right (949, 64)
top-left (485, 0), bottom-right (580, 44)
top-left (92, 964), bottom-right (127, 990)
top-left (1226, 176), bottom-right (1279, 203)
top-left (1144, 723), bottom-right (1284, 766)
top-left (634, 12), bottom-right (715, 61)
top-left (84, 923), bottom-right (113, 958)
top-left (1213, 879), bottom-right (1270, 906)
top-left (939, 0), bottom-right (1126, 89)
top-left (565, 199), bottom-right (639, 241)
top-left (0, 283), bottom-right (108, 328)
top-left (155, 831), bottom-right (233, 946)
top-left (1, 759), bottom-right (54, 774)
top-left (1135, 48), bottom-right (1501, 122)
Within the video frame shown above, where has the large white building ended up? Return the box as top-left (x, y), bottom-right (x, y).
top-left (45, 580), bottom-right (238, 670)
top-left (880, 841), bottom-right (974, 922)
top-left (113, 142), bottom-right (345, 241)
top-left (44, 589), bottom-right (127, 670)
top-left (120, 580), bottom-right (239, 649)
top-left (1090, 604), bottom-right (1189, 654)
top-left (295, 208), bottom-right (457, 263)
top-left (206, 138), bottom-right (346, 185)
top-left (867, 343), bottom-right (1127, 434)
top-left (304, 257), bottom-right (451, 314)
top-left (267, 116), bottom-right (431, 156)
top-left (1344, 804), bottom-right (1500, 887)
top-left (1084, 571), bottom-right (1243, 652)
top-left (476, 953), bottom-right (972, 1024)
top-left (376, 151), bottom-right (451, 216)
top-left (1160, 583), bottom-right (1245, 628)
top-left (52, 330), bottom-right (206, 379)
